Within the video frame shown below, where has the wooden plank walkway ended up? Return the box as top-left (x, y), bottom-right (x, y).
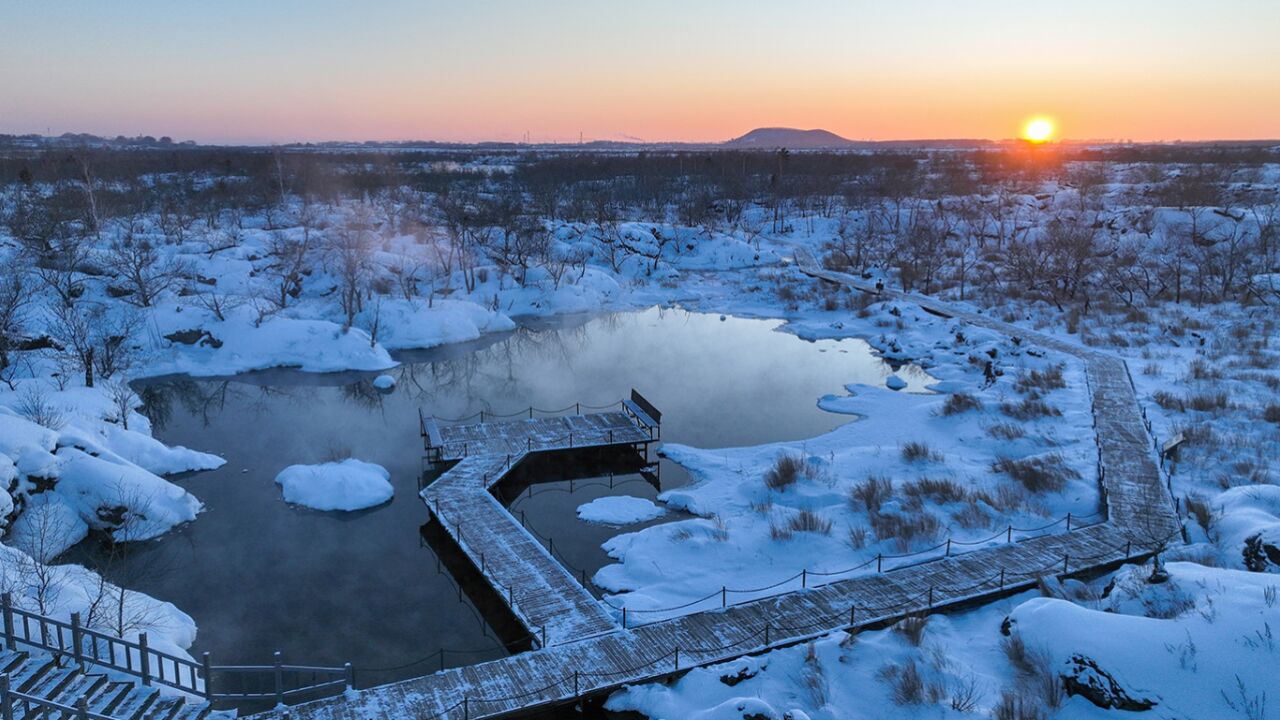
top-left (259, 255), bottom-right (1179, 720)
top-left (423, 452), bottom-right (621, 644)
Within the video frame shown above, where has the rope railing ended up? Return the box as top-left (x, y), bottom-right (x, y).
top-left (606, 507), bottom-right (1110, 624)
top-left (401, 529), bottom-right (1180, 719)
top-left (431, 400), bottom-right (626, 424)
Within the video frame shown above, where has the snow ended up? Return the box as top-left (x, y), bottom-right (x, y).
top-left (609, 562), bottom-right (1280, 719)
top-left (357, 298), bottom-right (515, 351)
top-left (576, 496), bottom-right (666, 525)
top-left (372, 374), bottom-right (396, 390)
top-left (274, 459), bottom-right (394, 511)
top-left (595, 305), bottom-right (1098, 620)
top-left (146, 309), bottom-right (397, 378)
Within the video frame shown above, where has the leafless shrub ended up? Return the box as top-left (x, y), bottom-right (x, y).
top-left (877, 659), bottom-right (926, 705)
top-left (902, 441), bottom-right (942, 463)
top-left (974, 484), bottom-right (1026, 513)
top-left (1153, 390), bottom-right (1184, 411)
top-left (941, 392), bottom-right (982, 416)
top-left (769, 521), bottom-right (793, 542)
top-left (870, 511), bottom-right (942, 550)
top-left (985, 422), bottom-right (1025, 440)
top-left (953, 499), bottom-right (993, 529)
top-left (1264, 404), bottom-right (1280, 424)
top-left (903, 477), bottom-right (969, 504)
top-left (848, 524), bottom-right (868, 549)
top-left (15, 385), bottom-right (66, 430)
top-left (1015, 365), bottom-right (1066, 393)
top-left (1220, 675), bottom-right (1267, 720)
top-left (895, 615), bottom-right (929, 646)
top-left (1184, 494), bottom-right (1216, 536)
top-left (1185, 392), bottom-right (1229, 412)
top-left (1000, 397), bottom-right (1061, 420)
top-left (991, 690), bottom-right (1047, 720)
top-left (992, 454), bottom-right (1080, 494)
top-left (1002, 633), bottom-right (1064, 711)
top-left (851, 475), bottom-right (893, 514)
top-left (950, 673), bottom-right (984, 712)
top-left (710, 515), bottom-right (730, 541)
top-left (765, 453), bottom-right (819, 491)
top-left (788, 509), bottom-right (833, 535)
top-left (1186, 358), bottom-right (1221, 381)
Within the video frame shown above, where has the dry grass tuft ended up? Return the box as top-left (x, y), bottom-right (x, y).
top-left (1015, 365), bottom-right (1066, 393)
top-left (992, 454), bottom-right (1080, 494)
top-left (851, 475), bottom-right (893, 514)
top-left (941, 392), bottom-right (982, 416)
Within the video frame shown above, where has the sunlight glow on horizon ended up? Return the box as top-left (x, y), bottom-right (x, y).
top-left (1022, 117), bottom-right (1055, 144)
top-left (2, 0), bottom-right (1278, 144)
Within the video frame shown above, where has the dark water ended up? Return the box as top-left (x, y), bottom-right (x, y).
top-left (66, 307), bottom-right (931, 692)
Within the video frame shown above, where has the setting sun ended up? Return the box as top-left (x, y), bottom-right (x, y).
top-left (1022, 117), bottom-right (1055, 143)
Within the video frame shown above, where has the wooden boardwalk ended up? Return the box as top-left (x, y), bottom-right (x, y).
top-left (260, 257), bottom-right (1179, 720)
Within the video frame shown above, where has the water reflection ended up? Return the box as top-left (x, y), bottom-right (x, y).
top-left (67, 306), bottom-right (932, 693)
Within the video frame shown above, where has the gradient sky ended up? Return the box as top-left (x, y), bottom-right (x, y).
top-left (3, 0), bottom-right (1278, 144)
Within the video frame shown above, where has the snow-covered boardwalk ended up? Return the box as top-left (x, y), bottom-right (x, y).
top-left (421, 408), bottom-right (659, 644)
top-left (262, 262), bottom-right (1179, 720)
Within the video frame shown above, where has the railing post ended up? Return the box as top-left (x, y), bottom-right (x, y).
top-left (945, 538), bottom-right (951, 556)
top-left (70, 613), bottom-right (84, 668)
top-left (139, 633), bottom-right (151, 686)
top-left (463, 695), bottom-right (469, 720)
top-left (849, 606), bottom-right (856, 627)
top-left (1125, 540), bottom-right (1132, 558)
top-left (721, 587), bottom-right (726, 608)
top-left (344, 662), bottom-right (354, 693)
top-left (1063, 554), bottom-right (1070, 574)
top-left (76, 698), bottom-right (89, 720)
top-left (801, 569), bottom-right (807, 588)
top-left (673, 648), bottom-right (679, 671)
top-left (0, 674), bottom-right (12, 720)
top-left (876, 554), bottom-right (882, 572)
top-left (621, 608), bottom-right (627, 629)
top-left (1066, 512), bottom-right (1072, 531)
top-left (928, 586), bottom-right (934, 607)
top-left (1007, 525), bottom-right (1013, 543)
top-left (202, 652), bottom-right (214, 702)
top-left (541, 625), bottom-right (546, 648)
top-left (273, 650), bottom-right (284, 707)
top-left (1, 594), bottom-right (12, 651)
top-left (573, 670), bottom-right (579, 698)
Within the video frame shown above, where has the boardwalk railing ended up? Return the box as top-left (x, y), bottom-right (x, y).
top-left (1, 673), bottom-right (115, 720)
top-left (0, 594), bottom-right (352, 707)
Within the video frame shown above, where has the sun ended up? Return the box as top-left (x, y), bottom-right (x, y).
top-left (1022, 117), bottom-right (1055, 143)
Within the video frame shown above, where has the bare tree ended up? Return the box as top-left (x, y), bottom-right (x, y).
top-left (261, 229), bottom-right (313, 311)
top-left (327, 220), bottom-right (374, 329)
top-left (103, 218), bottom-right (189, 307)
top-left (0, 262), bottom-right (33, 370)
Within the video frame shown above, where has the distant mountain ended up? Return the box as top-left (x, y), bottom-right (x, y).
top-left (724, 127), bottom-right (855, 149)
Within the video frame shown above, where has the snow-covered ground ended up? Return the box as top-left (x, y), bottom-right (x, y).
top-left (595, 299), bottom-right (1100, 621)
top-left (607, 562), bottom-right (1279, 719)
top-left (1, 149), bottom-right (1278, 716)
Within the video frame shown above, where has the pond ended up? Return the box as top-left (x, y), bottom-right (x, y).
top-left (64, 306), bottom-right (933, 693)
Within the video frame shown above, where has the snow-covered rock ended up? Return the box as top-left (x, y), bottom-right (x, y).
top-left (577, 496), bottom-right (666, 525)
top-left (274, 459), bottom-right (394, 511)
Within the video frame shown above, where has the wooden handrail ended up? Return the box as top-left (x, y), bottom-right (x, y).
top-left (1, 593), bottom-right (352, 704)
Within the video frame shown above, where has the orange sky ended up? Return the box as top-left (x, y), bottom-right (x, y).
top-left (3, 1), bottom-right (1278, 144)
